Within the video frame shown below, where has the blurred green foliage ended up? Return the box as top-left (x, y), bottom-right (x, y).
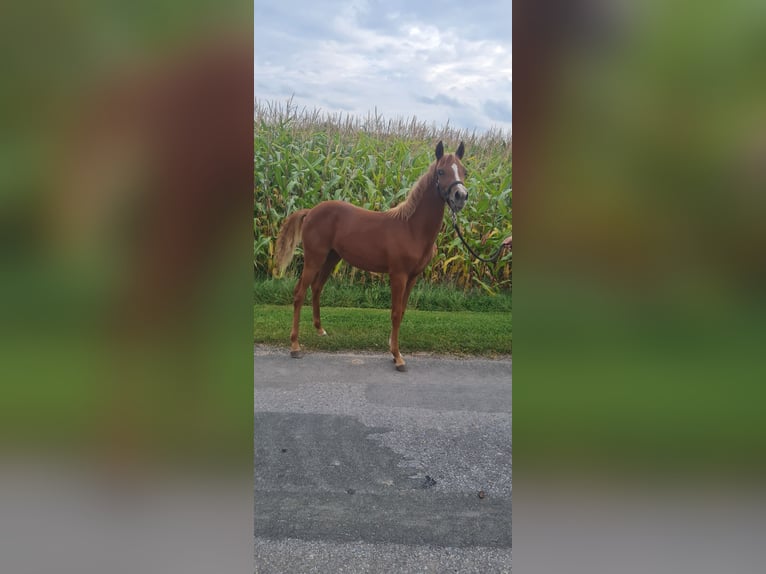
top-left (0, 2), bottom-right (252, 469)
top-left (516, 0), bottom-right (766, 475)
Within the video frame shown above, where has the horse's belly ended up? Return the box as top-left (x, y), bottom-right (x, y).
top-left (337, 245), bottom-right (434, 276)
top-left (335, 247), bottom-right (389, 274)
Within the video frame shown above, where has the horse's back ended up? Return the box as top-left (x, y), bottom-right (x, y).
top-left (301, 200), bottom-right (398, 272)
top-left (304, 200), bottom-right (387, 230)
top-left (309, 199), bottom-right (372, 216)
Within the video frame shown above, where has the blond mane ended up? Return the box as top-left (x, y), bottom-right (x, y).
top-left (386, 166), bottom-right (434, 220)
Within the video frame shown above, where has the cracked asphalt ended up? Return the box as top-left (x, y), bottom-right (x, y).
top-left (254, 345), bottom-right (512, 573)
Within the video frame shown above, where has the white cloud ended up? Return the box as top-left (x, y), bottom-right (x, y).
top-left (254, 1), bottom-right (512, 133)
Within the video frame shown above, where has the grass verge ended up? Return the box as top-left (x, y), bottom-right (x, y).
top-left (254, 278), bottom-right (512, 313)
top-left (254, 304), bottom-right (512, 356)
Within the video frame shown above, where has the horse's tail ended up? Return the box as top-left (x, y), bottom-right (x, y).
top-left (274, 209), bottom-right (311, 276)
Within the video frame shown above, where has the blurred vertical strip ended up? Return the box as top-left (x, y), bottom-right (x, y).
top-left (515, 0), bottom-right (766, 572)
top-left (0, 2), bottom-right (253, 573)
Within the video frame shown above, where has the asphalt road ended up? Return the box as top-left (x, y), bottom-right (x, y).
top-left (254, 345), bottom-right (512, 573)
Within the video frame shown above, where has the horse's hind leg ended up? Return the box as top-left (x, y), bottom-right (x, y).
top-left (290, 253), bottom-right (323, 358)
top-left (311, 250), bottom-right (340, 336)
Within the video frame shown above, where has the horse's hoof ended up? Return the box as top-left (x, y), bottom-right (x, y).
top-left (317, 329), bottom-right (327, 336)
top-left (290, 350), bottom-right (304, 358)
top-left (395, 363), bottom-right (408, 372)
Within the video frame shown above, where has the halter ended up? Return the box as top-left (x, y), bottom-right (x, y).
top-left (435, 173), bottom-right (465, 207)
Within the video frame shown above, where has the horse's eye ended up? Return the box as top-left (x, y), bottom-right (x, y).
top-left (438, 169), bottom-right (444, 176)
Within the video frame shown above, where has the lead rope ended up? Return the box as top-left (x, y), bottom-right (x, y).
top-left (449, 209), bottom-right (508, 263)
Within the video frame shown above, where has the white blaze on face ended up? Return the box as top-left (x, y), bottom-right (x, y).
top-left (451, 162), bottom-right (467, 199)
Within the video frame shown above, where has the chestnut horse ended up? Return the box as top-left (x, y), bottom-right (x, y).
top-left (274, 140), bottom-right (468, 371)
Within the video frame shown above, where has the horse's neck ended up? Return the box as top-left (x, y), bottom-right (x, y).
top-left (408, 180), bottom-right (445, 245)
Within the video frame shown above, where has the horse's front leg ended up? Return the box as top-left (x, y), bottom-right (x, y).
top-left (389, 273), bottom-right (407, 371)
top-left (401, 275), bottom-right (418, 321)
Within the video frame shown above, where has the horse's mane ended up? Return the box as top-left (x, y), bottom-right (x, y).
top-left (386, 165), bottom-right (435, 220)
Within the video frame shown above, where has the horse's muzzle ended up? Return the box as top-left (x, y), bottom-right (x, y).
top-left (449, 186), bottom-right (468, 212)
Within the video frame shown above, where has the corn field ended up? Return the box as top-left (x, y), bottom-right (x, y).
top-left (254, 99), bottom-right (512, 293)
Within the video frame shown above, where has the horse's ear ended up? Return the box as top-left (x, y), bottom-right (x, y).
top-left (456, 141), bottom-right (465, 159)
top-left (435, 140), bottom-right (444, 160)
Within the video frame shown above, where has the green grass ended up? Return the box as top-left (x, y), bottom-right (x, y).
top-left (254, 277), bottom-right (512, 313)
top-left (254, 304), bottom-right (512, 356)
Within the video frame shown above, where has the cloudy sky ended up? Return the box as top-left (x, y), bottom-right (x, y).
top-left (254, 1), bottom-right (512, 133)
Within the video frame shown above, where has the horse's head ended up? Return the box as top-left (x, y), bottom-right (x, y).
top-left (434, 140), bottom-right (468, 212)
